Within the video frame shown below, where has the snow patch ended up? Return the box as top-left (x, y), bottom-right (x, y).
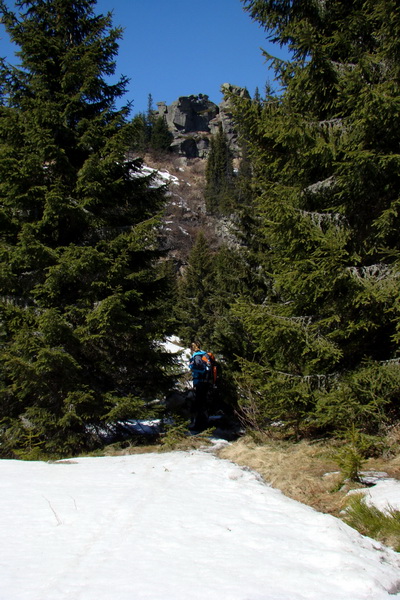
top-left (130, 165), bottom-right (180, 188)
top-left (364, 478), bottom-right (400, 514)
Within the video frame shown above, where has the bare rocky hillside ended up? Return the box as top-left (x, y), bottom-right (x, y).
top-left (143, 152), bottom-right (237, 269)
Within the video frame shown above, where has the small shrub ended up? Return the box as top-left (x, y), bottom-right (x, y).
top-left (333, 426), bottom-right (366, 482)
top-left (160, 418), bottom-right (190, 450)
top-left (160, 418), bottom-right (214, 451)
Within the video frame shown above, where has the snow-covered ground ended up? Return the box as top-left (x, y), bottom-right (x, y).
top-left (130, 164), bottom-right (180, 188)
top-left (1, 449), bottom-right (400, 600)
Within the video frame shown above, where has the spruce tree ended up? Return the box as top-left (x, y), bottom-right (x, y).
top-left (175, 231), bottom-right (215, 346)
top-left (228, 0), bottom-right (400, 436)
top-left (150, 116), bottom-right (173, 154)
top-left (204, 124), bottom-right (234, 215)
top-left (131, 112), bottom-right (151, 153)
top-left (0, 0), bottom-right (172, 456)
top-left (131, 101), bottom-right (172, 155)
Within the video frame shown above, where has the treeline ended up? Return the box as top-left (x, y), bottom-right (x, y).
top-left (1, 0), bottom-right (400, 458)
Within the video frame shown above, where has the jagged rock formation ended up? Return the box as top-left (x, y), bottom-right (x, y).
top-left (158, 94), bottom-right (218, 134)
top-left (156, 84), bottom-right (250, 159)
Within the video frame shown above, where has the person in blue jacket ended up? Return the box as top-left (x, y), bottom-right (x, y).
top-left (189, 341), bottom-right (212, 431)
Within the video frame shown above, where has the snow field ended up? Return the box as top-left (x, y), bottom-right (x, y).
top-left (0, 451), bottom-right (400, 600)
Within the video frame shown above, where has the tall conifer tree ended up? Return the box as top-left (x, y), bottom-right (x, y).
top-left (229, 0), bottom-right (400, 436)
top-left (150, 116), bottom-right (173, 153)
top-left (0, 0), bottom-right (171, 455)
top-left (204, 124), bottom-right (234, 215)
top-left (175, 232), bottom-right (215, 346)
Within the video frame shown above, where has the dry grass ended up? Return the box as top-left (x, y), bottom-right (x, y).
top-left (99, 431), bottom-right (213, 456)
top-left (103, 444), bottom-right (160, 456)
top-left (217, 436), bottom-right (400, 517)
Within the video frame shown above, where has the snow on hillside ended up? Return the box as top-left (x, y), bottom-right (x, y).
top-left (131, 164), bottom-right (180, 188)
top-left (1, 450), bottom-right (400, 600)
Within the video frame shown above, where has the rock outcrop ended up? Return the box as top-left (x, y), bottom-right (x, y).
top-left (158, 94), bottom-right (218, 134)
top-left (156, 84), bottom-right (250, 159)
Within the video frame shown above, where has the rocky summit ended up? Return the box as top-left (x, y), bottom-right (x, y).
top-left (156, 83), bottom-right (250, 159)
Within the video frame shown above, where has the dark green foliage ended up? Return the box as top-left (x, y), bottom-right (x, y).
top-left (227, 0), bottom-right (400, 437)
top-left (131, 112), bottom-right (172, 155)
top-left (175, 231), bottom-right (215, 346)
top-left (131, 112), bottom-right (151, 153)
top-left (0, 0), bottom-right (173, 456)
top-left (205, 124), bottom-right (235, 215)
top-left (314, 361), bottom-right (400, 434)
top-left (131, 93), bottom-right (172, 155)
top-left (174, 232), bottom-right (252, 415)
top-left (234, 141), bottom-right (254, 208)
top-left (150, 116), bottom-right (173, 153)
top-left (175, 232), bottom-right (250, 347)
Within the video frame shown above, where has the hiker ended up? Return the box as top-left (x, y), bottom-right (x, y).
top-left (188, 341), bottom-right (216, 431)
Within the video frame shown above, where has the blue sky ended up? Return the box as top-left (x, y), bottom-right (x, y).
top-left (1, 0), bottom-right (289, 115)
top-left (96, 0), bottom-right (288, 113)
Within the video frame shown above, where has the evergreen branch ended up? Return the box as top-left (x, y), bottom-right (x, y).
top-left (380, 358), bottom-right (400, 365)
top-left (303, 176), bottom-right (336, 194)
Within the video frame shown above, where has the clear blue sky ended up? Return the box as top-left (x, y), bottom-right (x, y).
top-left (1, 0), bottom-right (289, 115)
top-left (96, 0), bottom-right (288, 114)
